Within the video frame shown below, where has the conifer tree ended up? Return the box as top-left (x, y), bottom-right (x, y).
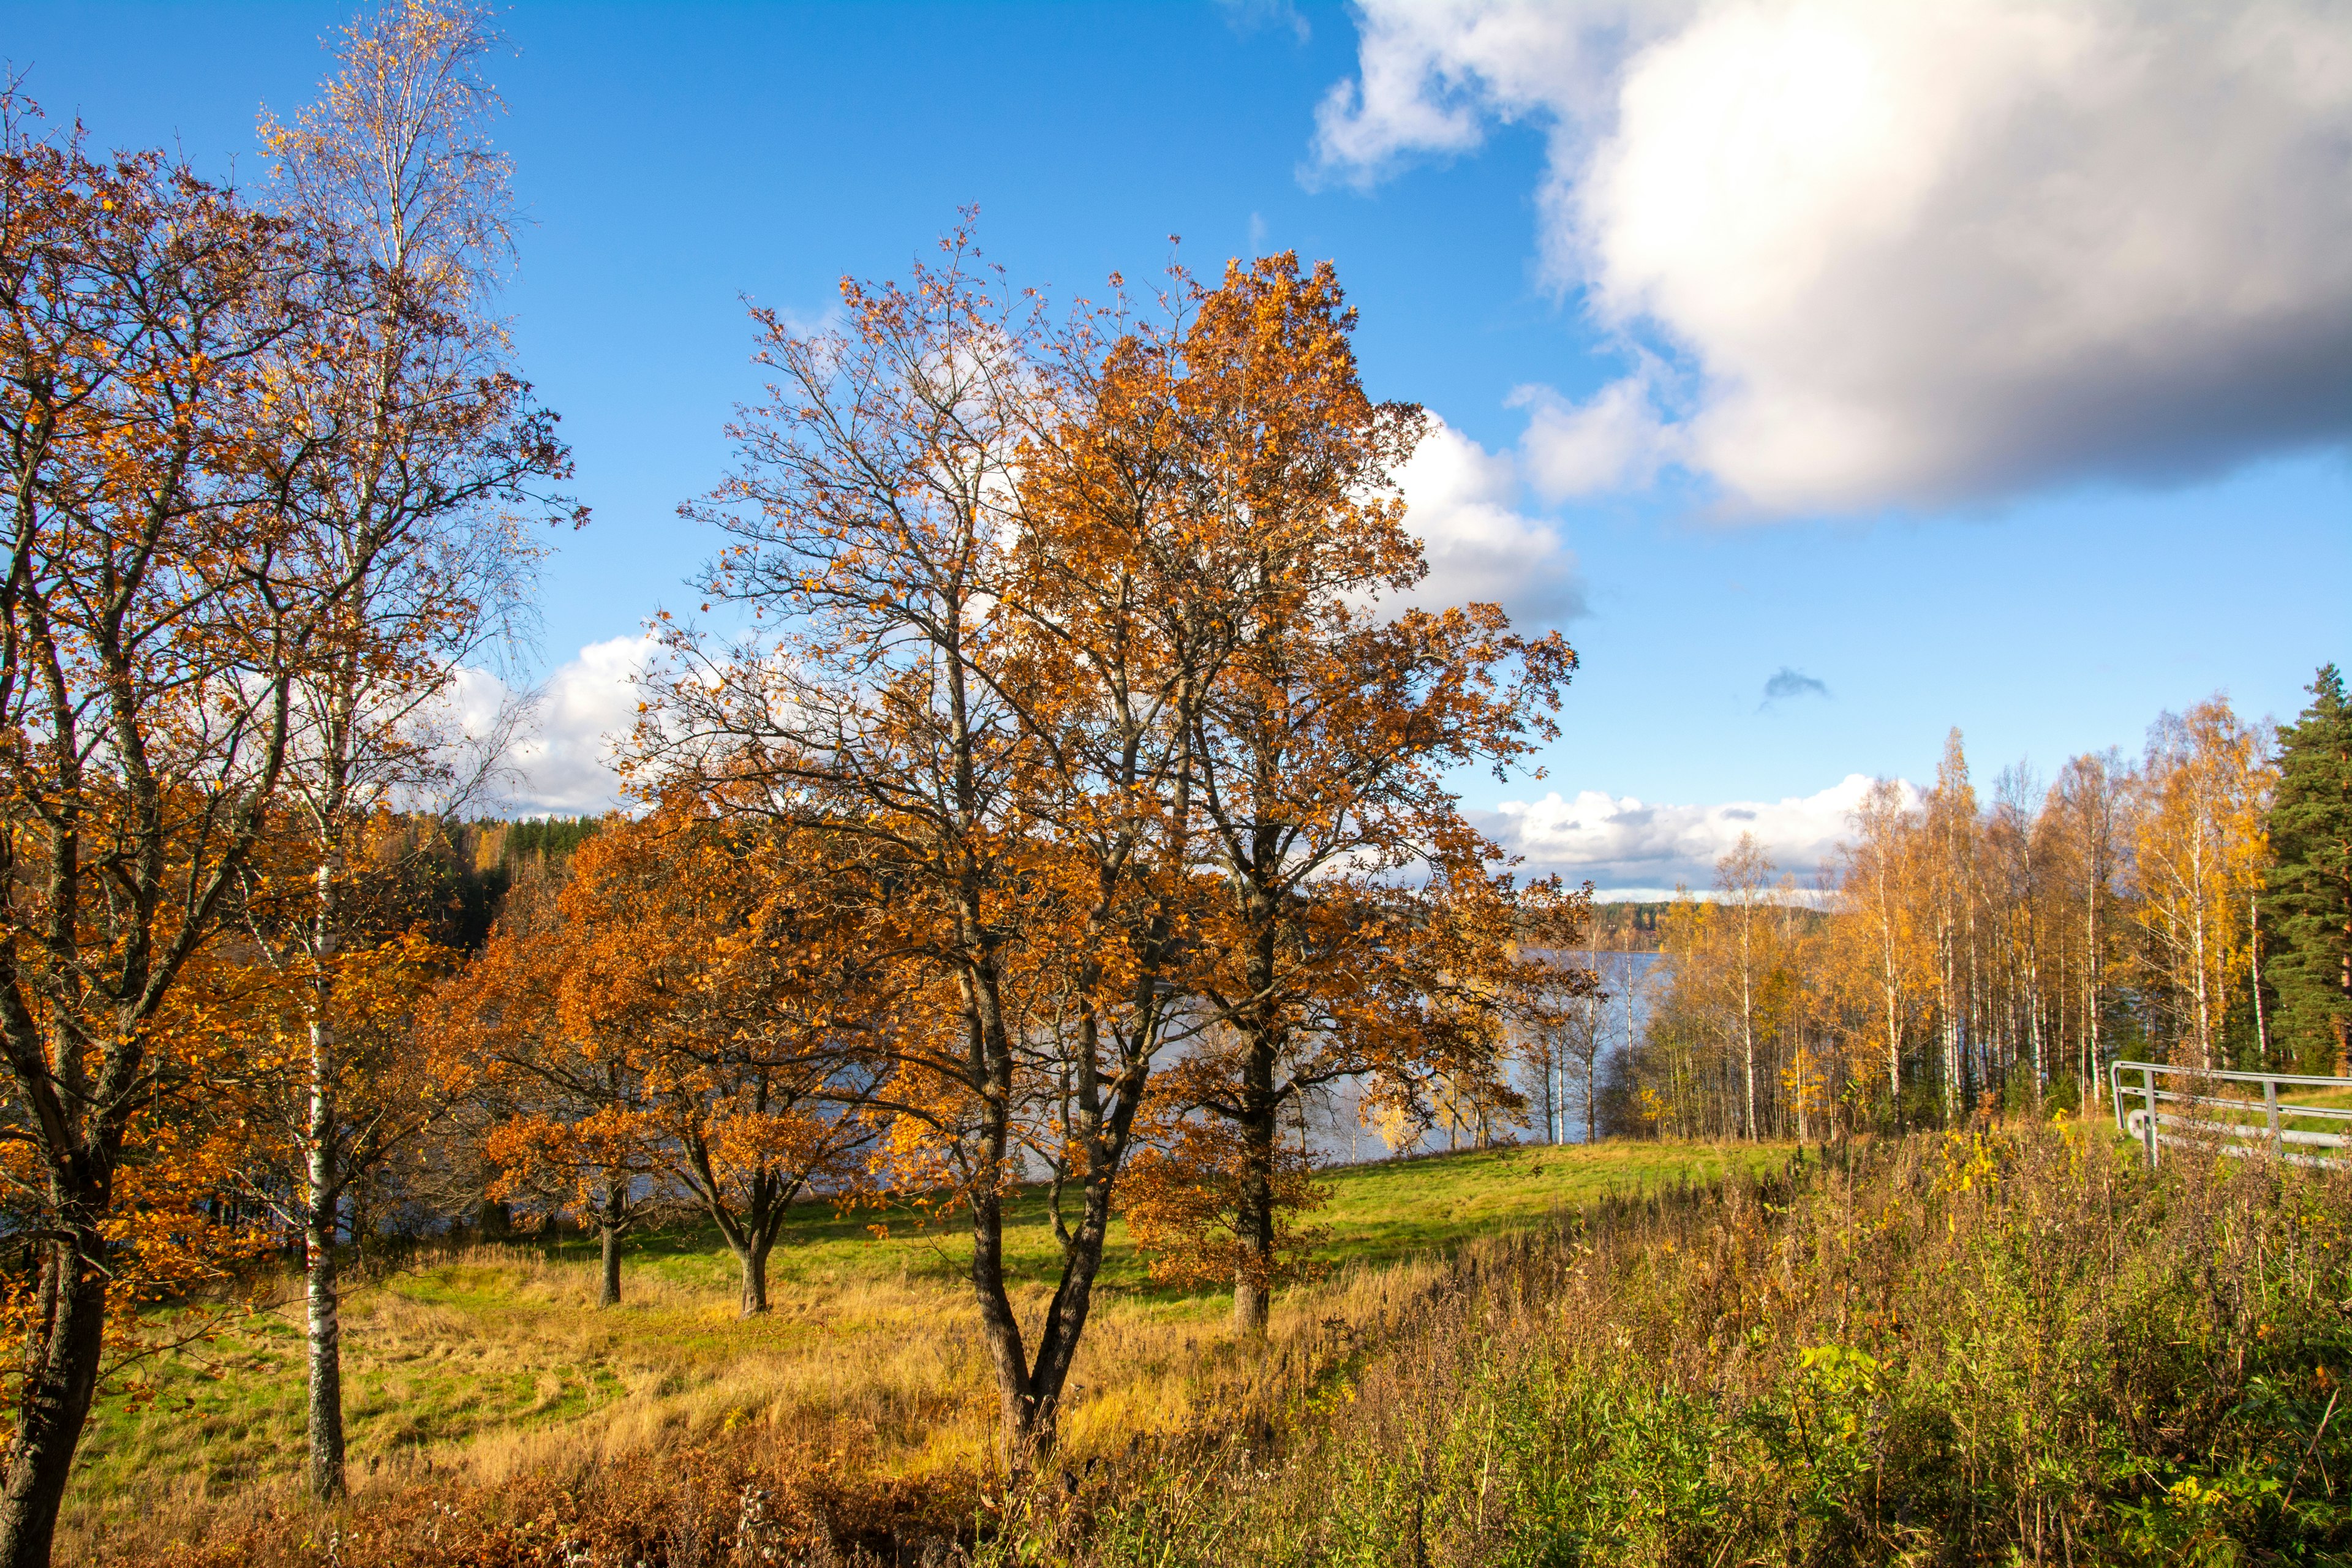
top-left (2264, 663), bottom-right (2352, 1072)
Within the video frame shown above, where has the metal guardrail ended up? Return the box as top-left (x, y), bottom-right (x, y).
top-left (2110, 1059), bottom-right (2352, 1168)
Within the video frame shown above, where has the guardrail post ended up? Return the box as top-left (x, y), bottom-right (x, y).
top-left (2142, 1067), bottom-right (2160, 1167)
top-left (2267, 1078), bottom-right (2283, 1157)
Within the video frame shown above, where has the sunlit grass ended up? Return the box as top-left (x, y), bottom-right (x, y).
top-left (68, 1138), bottom-right (1776, 1550)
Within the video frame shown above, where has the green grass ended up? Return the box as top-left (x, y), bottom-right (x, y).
top-left (66, 1137), bottom-right (1785, 1526)
top-left (1303, 1140), bottom-right (1783, 1270)
top-left (510, 1137), bottom-right (1791, 1297)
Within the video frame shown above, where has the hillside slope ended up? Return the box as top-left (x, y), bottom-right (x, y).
top-left (68, 1139), bottom-right (1786, 1557)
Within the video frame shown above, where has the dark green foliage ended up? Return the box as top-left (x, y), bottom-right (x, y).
top-left (2264, 664), bottom-right (2352, 1074)
top-left (495, 815), bottom-right (605, 862)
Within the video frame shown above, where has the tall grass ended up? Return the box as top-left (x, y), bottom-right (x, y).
top-left (1052, 1121), bottom-right (2352, 1566)
top-left (91, 1125), bottom-right (2350, 1564)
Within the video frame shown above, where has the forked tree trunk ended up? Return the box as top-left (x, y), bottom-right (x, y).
top-left (970, 1183), bottom-right (1040, 1461)
top-left (968, 1155), bottom-right (1128, 1469)
top-left (963, 985), bottom-right (1145, 1473)
top-left (0, 1235), bottom-right (108, 1568)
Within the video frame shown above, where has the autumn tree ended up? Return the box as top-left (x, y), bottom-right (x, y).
top-left (439, 865), bottom-right (669, 1308)
top-left (1145, 255), bottom-right (1580, 1333)
top-left (2129, 698), bottom-right (2272, 1071)
top-left (2046, 750), bottom-right (2127, 1101)
top-left (1637, 853), bottom-right (1811, 1140)
top-left (449, 808), bottom-right (883, 1317)
top-left (2265, 665), bottom-right (2352, 1072)
top-left (212, 907), bottom-right (457, 1280)
top-left (1521, 959), bottom-right (1609, 1145)
top-left (1713, 834), bottom-right (1778, 1139)
top-left (246, 0), bottom-right (572, 1501)
top-left (1638, 892), bottom-right (1734, 1137)
top-left (1921, 731), bottom-right (1981, 1117)
top-left (0, 107), bottom-right (313, 1568)
top-left (1836, 778), bottom-right (1926, 1118)
top-left (638, 225), bottom-right (1264, 1460)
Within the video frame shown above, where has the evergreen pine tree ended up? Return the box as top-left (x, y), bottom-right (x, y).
top-left (2263, 663), bottom-right (2352, 1072)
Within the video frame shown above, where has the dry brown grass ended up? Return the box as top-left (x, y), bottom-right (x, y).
top-left (56, 1138), bottom-right (1780, 1562)
top-left (66, 1235), bottom-right (1466, 1562)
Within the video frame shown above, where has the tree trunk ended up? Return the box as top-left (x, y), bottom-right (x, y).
top-left (1232, 1092), bottom-right (1278, 1338)
top-left (969, 1182), bottom-right (1044, 1466)
top-left (597, 1175), bottom-right (627, 1308)
top-left (2250, 892), bottom-right (2270, 1066)
top-left (1737, 900), bottom-right (1757, 1140)
top-left (1231, 1019), bottom-right (1282, 1338)
top-left (734, 1239), bottom-right (771, 1318)
top-left (306, 1020), bottom-right (346, 1502)
top-left (599, 1223), bottom-right (623, 1309)
top-left (0, 1237), bottom-right (108, 1568)
top-left (305, 1120), bottom-right (346, 1502)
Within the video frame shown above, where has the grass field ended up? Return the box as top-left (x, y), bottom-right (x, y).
top-left (65, 1138), bottom-right (1787, 1553)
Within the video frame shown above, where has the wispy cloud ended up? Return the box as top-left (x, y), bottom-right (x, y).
top-left (1217, 0), bottom-right (1308, 44)
top-left (1475, 774), bottom-right (1918, 894)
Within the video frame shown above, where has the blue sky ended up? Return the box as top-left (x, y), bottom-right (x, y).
top-left (11, 1), bottom-right (2345, 892)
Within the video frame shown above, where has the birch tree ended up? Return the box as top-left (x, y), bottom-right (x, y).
top-left (243, 0), bottom-right (574, 1501)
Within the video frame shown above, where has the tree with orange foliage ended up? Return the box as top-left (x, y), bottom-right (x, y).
top-left (210, 911), bottom-right (458, 1280)
top-left (1137, 255), bottom-right (1581, 1333)
top-left (641, 227), bottom-right (1226, 1461)
top-left (448, 807), bottom-right (884, 1317)
top-left (0, 98), bottom-right (323, 1566)
top-left (1713, 834), bottom-right (1778, 1140)
top-left (2047, 750), bottom-right (2128, 1103)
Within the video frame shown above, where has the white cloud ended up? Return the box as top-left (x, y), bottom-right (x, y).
top-left (1317, 0), bottom-right (2352, 514)
top-left (1510, 366), bottom-right (1681, 498)
top-left (448, 635), bottom-right (659, 815)
top-left (1477, 772), bottom-right (1918, 892)
top-left (1391, 416), bottom-right (1585, 623)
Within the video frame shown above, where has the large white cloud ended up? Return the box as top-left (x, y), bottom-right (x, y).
top-left (1391, 416), bottom-right (1585, 623)
top-left (1317, 0), bottom-right (2352, 514)
top-left (445, 635), bottom-right (658, 815)
top-left (1477, 772), bottom-right (1920, 894)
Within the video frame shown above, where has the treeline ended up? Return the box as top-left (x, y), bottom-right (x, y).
top-left (1585, 901), bottom-right (1667, 949)
top-left (1608, 675), bottom-right (2350, 1140)
top-left (0, 2), bottom-right (1586, 1556)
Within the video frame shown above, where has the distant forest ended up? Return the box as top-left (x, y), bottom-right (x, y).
top-left (1585, 901), bottom-right (1667, 949)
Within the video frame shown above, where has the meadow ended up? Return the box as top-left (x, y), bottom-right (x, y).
top-left (68, 1119), bottom-right (2352, 1565)
top-left (67, 1140), bottom-right (1784, 1562)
